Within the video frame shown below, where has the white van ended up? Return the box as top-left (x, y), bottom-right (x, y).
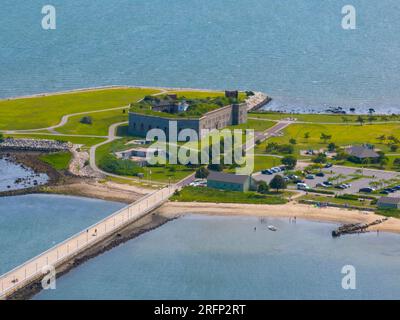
top-left (297, 183), bottom-right (310, 190)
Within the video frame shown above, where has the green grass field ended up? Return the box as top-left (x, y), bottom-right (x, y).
top-left (227, 119), bottom-right (276, 132)
top-left (39, 152), bottom-right (73, 170)
top-left (255, 122), bottom-right (400, 156)
top-left (300, 194), bottom-right (374, 209)
top-left (171, 186), bottom-right (287, 204)
top-left (56, 109), bottom-right (128, 136)
top-left (250, 112), bottom-right (400, 124)
top-left (0, 88), bottom-right (159, 130)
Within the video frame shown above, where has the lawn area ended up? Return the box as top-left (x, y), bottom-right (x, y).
top-left (250, 112), bottom-right (400, 124)
top-left (224, 155), bottom-right (282, 174)
top-left (95, 138), bottom-right (195, 183)
top-left (56, 109), bottom-right (128, 136)
top-left (227, 119), bottom-right (276, 132)
top-left (5, 134), bottom-right (105, 148)
top-left (39, 152), bottom-right (72, 170)
top-left (171, 186), bottom-right (287, 205)
top-left (0, 87), bottom-right (160, 130)
top-left (299, 194), bottom-right (375, 209)
top-left (255, 122), bottom-right (400, 156)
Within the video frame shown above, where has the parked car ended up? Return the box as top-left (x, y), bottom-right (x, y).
top-left (325, 163), bottom-right (333, 168)
top-left (380, 190), bottom-right (390, 195)
top-left (335, 184), bottom-right (346, 189)
top-left (323, 181), bottom-right (333, 186)
top-left (297, 183), bottom-right (310, 190)
top-left (305, 174), bottom-right (315, 179)
top-left (261, 169), bottom-right (272, 175)
top-left (359, 187), bottom-right (375, 193)
top-left (343, 183), bottom-right (351, 188)
top-left (316, 182), bottom-right (328, 188)
top-left (316, 172), bottom-right (325, 177)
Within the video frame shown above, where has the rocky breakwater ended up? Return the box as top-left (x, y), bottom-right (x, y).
top-left (246, 92), bottom-right (271, 112)
top-left (0, 138), bottom-right (71, 152)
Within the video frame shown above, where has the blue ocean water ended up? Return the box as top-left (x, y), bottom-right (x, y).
top-left (1, 1), bottom-right (400, 113)
top-left (0, 158), bottom-right (48, 192)
top-left (35, 215), bottom-right (400, 300)
top-left (0, 194), bottom-right (125, 274)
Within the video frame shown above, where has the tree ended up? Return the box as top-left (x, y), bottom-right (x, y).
top-left (394, 158), bottom-right (400, 167)
top-left (304, 132), bottom-right (310, 142)
top-left (257, 181), bottom-right (269, 194)
top-left (356, 116), bottom-right (365, 126)
top-left (320, 133), bottom-right (332, 144)
top-left (289, 138), bottom-right (297, 145)
top-left (195, 167), bottom-right (209, 179)
top-left (0, 132), bottom-right (3, 142)
top-left (281, 155), bottom-right (297, 170)
top-left (269, 175), bottom-right (287, 192)
top-left (327, 142), bottom-right (337, 152)
top-left (313, 153), bottom-right (327, 164)
top-left (390, 144), bottom-right (399, 152)
top-left (80, 116), bottom-right (92, 125)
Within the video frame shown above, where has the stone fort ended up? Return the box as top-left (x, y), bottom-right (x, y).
top-left (128, 91), bottom-right (248, 140)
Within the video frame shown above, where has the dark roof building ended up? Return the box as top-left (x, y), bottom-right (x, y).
top-left (207, 171), bottom-right (252, 192)
top-left (377, 197), bottom-right (400, 209)
top-left (345, 145), bottom-right (379, 159)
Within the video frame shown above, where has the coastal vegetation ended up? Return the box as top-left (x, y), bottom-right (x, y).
top-left (38, 152), bottom-right (72, 171)
top-left (0, 87), bottom-right (159, 130)
top-left (250, 112), bottom-right (400, 124)
top-left (171, 186), bottom-right (287, 205)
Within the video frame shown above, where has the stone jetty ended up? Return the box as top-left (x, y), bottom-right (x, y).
top-left (0, 138), bottom-right (71, 152)
top-left (332, 218), bottom-right (389, 237)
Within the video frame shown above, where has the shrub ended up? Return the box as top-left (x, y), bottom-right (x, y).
top-left (195, 167), bottom-right (209, 178)
top-left (265, 143), bottom-right (294, 154)
top-left (99, 154), bottom-right (143, 176)
top-left (257, 180), bottom-right (269, 194)
top-left (207, 164), bottom-right (223, 171)
top-left (80, 116), bottom-right (92, 125)
top-left (312, 153), bottom-right (327, 164)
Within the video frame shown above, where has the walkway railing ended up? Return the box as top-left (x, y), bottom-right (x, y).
top-left (0, 173), bottom-right (195, 299)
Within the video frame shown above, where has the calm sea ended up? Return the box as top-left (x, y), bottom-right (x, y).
top-left (35, 215), bottom-right (400, 300)
top-left (1, 0), bottom-right (400, 113)
top-left (0, 194), bottom-right (124, 274)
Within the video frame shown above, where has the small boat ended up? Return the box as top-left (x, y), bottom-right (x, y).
top-left (268, 225), bottom-right (277, 231)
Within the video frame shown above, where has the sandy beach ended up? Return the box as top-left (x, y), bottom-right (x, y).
top-left (157, 201), bottom-right (400, 234)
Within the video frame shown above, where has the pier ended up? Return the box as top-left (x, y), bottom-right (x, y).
top-left (0, 174), bottom-right (194, 299)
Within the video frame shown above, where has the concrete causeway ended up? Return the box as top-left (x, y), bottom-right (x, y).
top-left (0, 173), bottom-right (195, 299)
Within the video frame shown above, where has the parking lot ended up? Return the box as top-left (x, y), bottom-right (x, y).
top-left (253, 165), bottom-right (400, 196)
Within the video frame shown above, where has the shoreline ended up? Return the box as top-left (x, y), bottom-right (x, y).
top-left (156, 201), bottom-right (400, 235)
top-left (0, 151), bottom-right (148, 203)
top-left (0, 85), bottom-right (240, 102)
top-left (6, 199), bottom-right (400, 299)
top-left (2, 85), bottom-right (398, 115)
